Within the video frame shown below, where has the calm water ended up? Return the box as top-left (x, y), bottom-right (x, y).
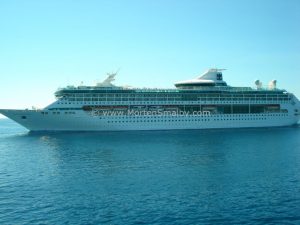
top-left (0, 119), bottom-right (300, 225)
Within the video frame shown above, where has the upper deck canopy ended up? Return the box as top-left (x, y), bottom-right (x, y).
top-left (174, 69), bottom-right (227, 89)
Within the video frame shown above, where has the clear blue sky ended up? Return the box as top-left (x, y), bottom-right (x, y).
top-left (0, 0), bottom-right (299, 113)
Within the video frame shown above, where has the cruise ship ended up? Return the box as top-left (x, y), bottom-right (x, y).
top-left (1, 69), bottom-right (300, 131)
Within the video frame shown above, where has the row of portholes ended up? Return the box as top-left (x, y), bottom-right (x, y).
top-left (211, 114), bottom-right (288, 117)
top-left (107, 119), bottom-right (211, 123)
top-left (213, 118), bottom-right (267, 121)
top-left (100, 114), bottom-right (287, 119)
top-left (105, 117), bottom-right (273, 123)
top-left (56, 100), bottom-right (291, 105)
top-left (41, 112), bottom-right (76, 115)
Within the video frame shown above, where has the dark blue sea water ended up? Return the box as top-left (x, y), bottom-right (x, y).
top-left (0, 119), bottom-right (300, 225)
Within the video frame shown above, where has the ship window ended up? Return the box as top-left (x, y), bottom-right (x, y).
top-left (21, 116), bottom-right (27, 119)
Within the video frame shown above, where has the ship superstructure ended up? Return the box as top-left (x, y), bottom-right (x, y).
top-left (1, 69), bottom-right (299, 131)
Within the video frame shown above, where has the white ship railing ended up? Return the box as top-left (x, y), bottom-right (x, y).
top-left (56, 86), bottom-right (286, 93)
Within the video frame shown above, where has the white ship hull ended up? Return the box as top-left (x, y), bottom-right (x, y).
top-left (1, 108), bottom-right (299, 131)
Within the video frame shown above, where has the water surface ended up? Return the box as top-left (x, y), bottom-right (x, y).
top-left (0, 119), bottom-right (300, 224)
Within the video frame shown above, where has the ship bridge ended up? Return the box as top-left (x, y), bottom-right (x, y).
top-left (175, 69), bottom-right (227, 89)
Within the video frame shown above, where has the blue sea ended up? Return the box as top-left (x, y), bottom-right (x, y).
top-left (0, 119), bottom-right (300, 225)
